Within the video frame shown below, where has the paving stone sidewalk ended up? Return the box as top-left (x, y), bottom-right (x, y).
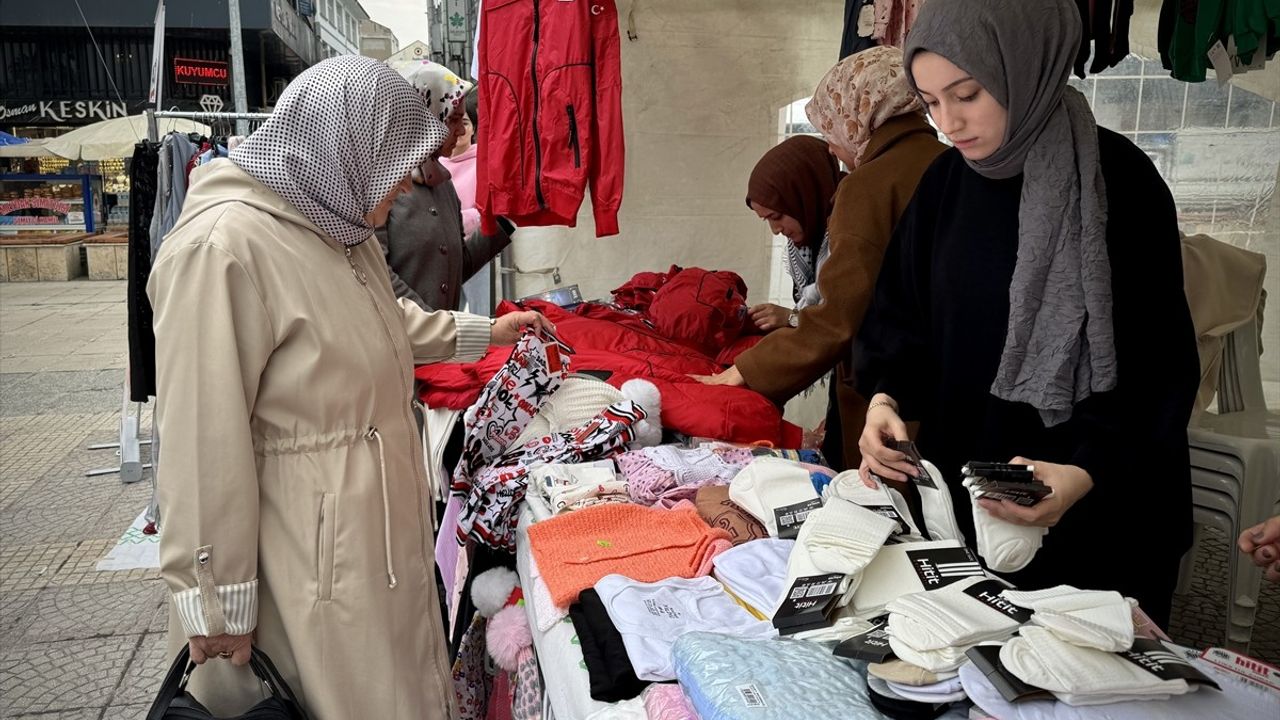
top-left (0, 281), bottom-right (1275, 719)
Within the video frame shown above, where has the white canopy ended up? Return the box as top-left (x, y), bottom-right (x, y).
top-left (0, 138), bottom-right (54, 158)
top-left (42, 114), bottom-right (212, 160)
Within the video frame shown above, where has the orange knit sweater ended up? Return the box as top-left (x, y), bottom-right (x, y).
top-left (527, 503), bottom-right (731, 606)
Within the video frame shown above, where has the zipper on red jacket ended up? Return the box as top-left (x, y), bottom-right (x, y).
top-left (567, 105), bottom-right (581, 169)
top-left (530, 0), bottom-right (547, 210)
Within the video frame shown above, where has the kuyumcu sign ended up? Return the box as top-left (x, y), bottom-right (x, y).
top-left (174, 58), bottom-right (230, 86)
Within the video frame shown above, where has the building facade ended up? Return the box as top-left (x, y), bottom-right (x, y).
top-left (428, 0), bottom-right (478, 79)
top-left (1, 0), bottom-right (325, 135)
top-left (316, 0), bottom-right (370, 59)
top-left (360, 20), bottom-right (400, 62)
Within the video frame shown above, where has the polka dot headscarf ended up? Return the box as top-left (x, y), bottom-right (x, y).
top-left (229, 55), bottom-right (450, 247)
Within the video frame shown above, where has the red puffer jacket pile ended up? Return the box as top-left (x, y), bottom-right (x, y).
top-left (416, 298), bottom-right (802, 448)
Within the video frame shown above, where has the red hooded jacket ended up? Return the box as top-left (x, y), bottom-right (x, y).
top-left (476, 0), bottom-right (624, 237)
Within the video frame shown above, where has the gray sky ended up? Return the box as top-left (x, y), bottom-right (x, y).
top-left (361, 0), bottom-right (430, 49)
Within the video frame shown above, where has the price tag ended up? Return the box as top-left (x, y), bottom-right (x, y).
top-left (1207, 40), bottom-right (1233, 86)
top-left (773, 497), bottom-right (823, 540)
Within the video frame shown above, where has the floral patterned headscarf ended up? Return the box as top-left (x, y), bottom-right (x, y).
top-left (395, 60), bottom-right (474, 123)
top-left (805, 46), bottom-right (924, 168)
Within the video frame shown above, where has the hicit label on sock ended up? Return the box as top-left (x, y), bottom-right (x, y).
top-left (1200, 647), bottom-right (1280, 695)
top-left (833, 615), bottom-right (895, 663)
top-left (774, 498), bottom-right (823, 540)
top-left (1119, 639), bottom-right (1220, 690)
top-left (772, 573), bottom-right (844, 633)
top-left (865, 503), bottom-right (912, 536)
top-left (906, 547), bottom-right (986, 589)
top-left (962, 579), bottom-right (1033, 623)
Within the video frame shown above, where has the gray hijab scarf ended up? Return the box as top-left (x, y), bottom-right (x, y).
top-left (231, 55), bottom-right (447, 247)
top-left (905, 0), bottom-right (1116, 427)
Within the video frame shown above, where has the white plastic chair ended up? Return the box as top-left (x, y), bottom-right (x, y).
top-left (1178, 315), bottom-right (1280, 652)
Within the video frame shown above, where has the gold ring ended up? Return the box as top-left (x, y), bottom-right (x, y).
top-left (218, 651), bottom-right (232, 659)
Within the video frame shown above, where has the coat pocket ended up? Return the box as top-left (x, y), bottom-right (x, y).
top-left (566, 104), bottom-right (582, 169)
top-left (317, 493), bottom-right (336, 601)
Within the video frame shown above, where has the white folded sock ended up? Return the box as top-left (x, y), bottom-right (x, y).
top-left (774, 498), bottom-right (895, 614)
top-left (776, 537), bottom-right (859, 616)
top-left (827, 471), bottom-right (921, 538)
top-left (803, 497), bottom-right (897, 575)
top-left (851, 540), bottom-right (974, 616)
top-left (1002, 585), bottom-right (1135, 652)
top-left (886, 575), bottom-right (1025, 652)
top-left (917, 461), bottom-right (964, 543)
top-left (967, 493), bottom-right (1047, 573)
top-left (885, 676), bottom-right (967, 704)
top-left (1000, 626), bottom-right (1191, 706)
top-left (728, 457), bottom-right (819, 536)
top-left (886, 637), bottom-right (973, 674)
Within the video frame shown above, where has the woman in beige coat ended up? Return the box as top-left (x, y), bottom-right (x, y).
top-left (148, 56), bottom-right (548, 718)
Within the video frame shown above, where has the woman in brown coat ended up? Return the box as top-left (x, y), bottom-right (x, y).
top-left (698, 47), bottom-right (945, 470)
top-left (148, 56), bottom-right (548, 718)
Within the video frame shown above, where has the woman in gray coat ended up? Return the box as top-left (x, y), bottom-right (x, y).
top-left (377, 60), bottom-right (512, 311)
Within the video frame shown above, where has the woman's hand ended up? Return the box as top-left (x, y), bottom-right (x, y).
top-left (977, 457), bottom-right (1092, 528)
top-left (1239, 516), bottom-right (1280, 583)
top-left (749, 303), bottom-right (793, 332)
top-left (857, 394), bottom-right (915, 482)
top-left (489, 311), bottom-right (555, 346)
top-left (691, 366), bottom-right (746, 387)
top-left (189, 633), bottom-right (253, 666)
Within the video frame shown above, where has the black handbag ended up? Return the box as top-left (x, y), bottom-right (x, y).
top-left (146, 645), bottom-right (311, 720)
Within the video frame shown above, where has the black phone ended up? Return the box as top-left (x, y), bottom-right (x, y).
top-left (962, 461), bottom-right (1036, 483)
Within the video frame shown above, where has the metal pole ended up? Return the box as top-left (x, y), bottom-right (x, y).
top-left (228, 0), bottom-right (250, 135)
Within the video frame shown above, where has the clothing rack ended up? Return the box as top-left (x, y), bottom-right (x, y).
top-left (101, 110), bottom-right (272, 531)
top-left (145, 109), bottom-right (271, 142)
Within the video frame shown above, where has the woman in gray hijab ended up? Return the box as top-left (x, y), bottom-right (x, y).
top-left (853, 0), bottom-right (1197, 625)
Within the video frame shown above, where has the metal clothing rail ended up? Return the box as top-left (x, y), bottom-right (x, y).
top-left (145, 109), bottom-right (272, 143)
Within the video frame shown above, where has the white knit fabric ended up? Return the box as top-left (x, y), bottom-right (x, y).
top-left (886, 576), bottom-right (1023, 655)
top-left (918, 461), bottom-right (963, 542)
top-left (827, 471), bottom-right (921, 539)
top-left (1001, 627), bottom-right (1192, 706)
top-left (728, 457), bottom-right (820, 536)
top-left (851, 540), bottom-right (971, 617)
top-left (966, 483), bottom-right (1047, 572)
top-left (886, 676), bottom-right (967, 704)
top-left (886, 639), bottom-right (975, 674)
top-left (513, 375), bottom-right (627, 446)
top-left (1002, 586), bottom-right (1136, 652)
top-left (802, 497), bottom-right (896, 575)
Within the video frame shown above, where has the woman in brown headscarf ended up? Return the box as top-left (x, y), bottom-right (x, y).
top-left (742, 135), bottom-right (844, 332)
top-left (697, 46), bottom-right (945, 471)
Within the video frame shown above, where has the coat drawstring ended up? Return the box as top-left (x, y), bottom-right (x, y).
top-left (367, 427), bottom-right (398, 589)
